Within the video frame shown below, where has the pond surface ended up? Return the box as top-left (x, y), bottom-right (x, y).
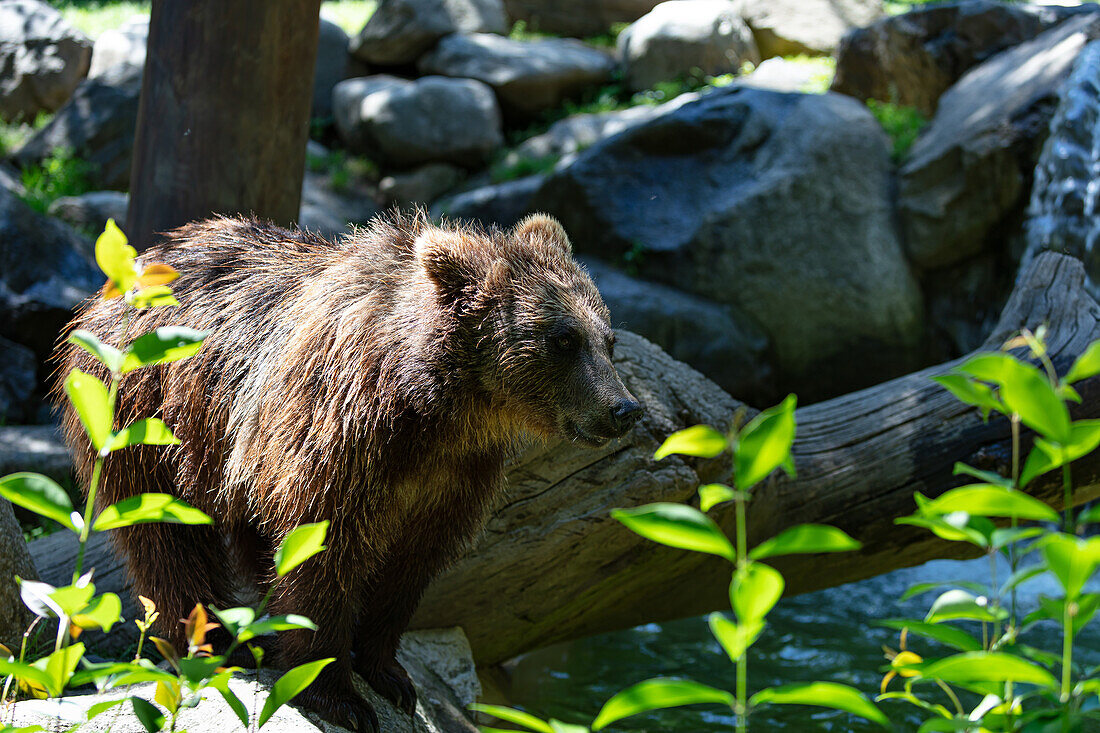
top-left (505, 556), bottom-right (1100, 731)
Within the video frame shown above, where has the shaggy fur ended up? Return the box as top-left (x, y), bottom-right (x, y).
top-left (54, 211), bottom-right (641, 732)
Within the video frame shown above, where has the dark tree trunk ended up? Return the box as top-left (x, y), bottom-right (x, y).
top-left (125, 0), bottom-right (322, 250)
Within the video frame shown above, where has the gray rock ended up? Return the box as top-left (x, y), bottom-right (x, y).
top-left (532, 87), bottom-right (924, 400)
top-left (0, 0), bottom-right (92, 122)
top-left (0, 425), bottom-right (71, 482)
top-left (7, 628), bottom-right (479, 732)
top-left (48, 190), bottom-right (129, 231)
top-left (0, 336), bottom-right (37, 424)
top-left (432, 174), bottom-right (542, 229)
top-left (14, 63), bottom-right (142, 190)
top-left (0, 187), bottom-right (98, 359)
top-left (899, 14), bottom-right (1100, 270)
top-left (314, 17), bottom-right (350, 118)
top-left (380, 163), bottom-right (465, 207)
top-left (503, 0), bottom-right (662, 37)
top-left (582, 258), bottom-right (775, 401)
top-left (349, 0), bottom-right (508, 66)
top-left (0, 496), bottom-right (36, 649)
top-left (300, 170), bottom-right (379, 238)
top-left (739, 0), bottom-right (884, 58)
top-left (617, 0), bottom-right (759, 92)
top-left (830, 0), bottom-right (1085, 116)
top-left (86, 15), bottom-right (147, 78)
top-left (739, 56), bottom-right (827, 92)
top-left (418, 33), bottom-right (615, 116)
top-left (333, 75), bottom-right (503, 167)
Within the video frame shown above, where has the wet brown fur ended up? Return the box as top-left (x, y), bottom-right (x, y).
top-left (53, 211), bottom-right (638, 730)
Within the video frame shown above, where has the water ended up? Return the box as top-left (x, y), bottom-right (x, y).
top-left (505, 556), bottom-right (1100, 731)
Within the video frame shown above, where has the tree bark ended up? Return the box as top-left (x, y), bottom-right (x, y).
top-left (411, 252), bottom-right (1100, 665)
top-left (125, 0), bottom-right (322, 250)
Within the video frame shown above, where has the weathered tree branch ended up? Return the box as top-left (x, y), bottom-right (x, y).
top-left (411, 252), bottom-right (1100, 665)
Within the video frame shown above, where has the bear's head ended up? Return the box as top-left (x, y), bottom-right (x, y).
top-left (416, 214), bottom-right (643, 446)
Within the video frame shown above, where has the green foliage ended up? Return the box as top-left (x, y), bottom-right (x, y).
top-left (866, 100), bottom-right (927, 161)
top-left (0, 112), bottom-right (50, 157)
top-left (18, 148), bottom-right (95, 214)
top-left (475, 395), bottom-right (885, 732)
top-left (882, 327), bottom-right (1100, 731)
top-left (0, 221), bottom-right (330, 730)
top-left (305, 146), bottom-right (378, 190)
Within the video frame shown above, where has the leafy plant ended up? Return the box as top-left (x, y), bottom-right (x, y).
top-left (880, 326), bottom-right (1100, 730)
top-left (18, 148), bottom-right (95, 214)
top-left (0, 221), bottom-right (330, 731)
top-left (866, 100), bottom-right (927, 162)
top-left (473, 395), bottom-right (889, 731)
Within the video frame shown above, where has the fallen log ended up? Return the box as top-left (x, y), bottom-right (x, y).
top-left (8, 253), bottom-right (1099, 667)
top-left (411, 251), bottom-right (1100, 664)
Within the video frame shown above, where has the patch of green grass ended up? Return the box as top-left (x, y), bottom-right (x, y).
top-left (321, 0), bottom-right (377, 35)
top-left (509, 20), bottom-right (627, 49)
top-left (490, 152), bottom-right (561, 183)
top-left (866, 99), bottom-right (928, 161)
top-left (49, 0), bottom-right (150, 38)
top-left (306, 147), bottom-right (379, 191)
top-left (0, 112), bottom-right (51, 156)
top-left (19, 148), bottom-right (95, 214)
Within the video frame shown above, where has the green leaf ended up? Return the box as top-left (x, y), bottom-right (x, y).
top-left (37, 642), bottom-right (84, 697)
top-left (919, 652), bottom-right (1058, 689)
top-left (92, 494), bottom-right (212, 531)
top-left (708, 612), bottom-right (763, 662)
top-left (733, 394), bottom-right (797, 491)
top-left (1041, 533), bottom-right (1100, 600)
top-left (1024, 594), bottom-right (1100, 633)
top-left (19, 579), bottom-right (61, 618)
top-left (990, 526), bottom-right (1043, 551)
top-left (0, 657), bottom-right (54, 692)
top-left (1000, 565), bottom-right (1045, 596)
top-left (274, 521), bottom-right (330, 577)
top-left (176, 656), bottom-right (223, 685)
top-left (86, 698), bottom-right (129, 720)
top-left (95, 219), bottom-right (138, 294)
top-left (67, 330), bottom-right (124, 373)
top-left (591, 678), bottom-right (733, 730)
top-left (49, 582), bottom-right (95, 618)
top-left (932, 374), bottom-right (1001, 418)
top-left (121, 327), bottom-right (206, 373)
top-left (698, 483), bottom-right (738, 512)
top-left (653, 425), bottom-right (728, 461)
top-left (878, 619), bottom-right (982, 652)
top-left (1066, 339), bottom-right (1100, 383)
top-left (1020, 420), bottom-right (1100, 486)
top-left (216, 684), bottom-right (250, 728)
top-left (899, 580), bottom-right (986, 602)
top-left (919, 485), bottom-right (1059, 522)
top-left (958, 354), bottom-right (1071, 443)
top-left (209, 606), bottom-right (256, 637)
top-left (952, 462), bottom-right (1012, 488)
top-left (108, 418), bottom-right (180, 452)
top-left (258, 658), bottom-right (333, 728)
top-left (238, 614), bottom-right (317, 642)
top-left (612, 504), bottom-right (735, 561)
top-left (925, 589), bottom-right (1006, 624)
top-left (730, 562), bottom-right (784, 624)
top-left (130, 696), bottom-right (165, 733)
top-left (750, 682), bottom-right (889, 728)
top-left (72, 592), bottom-right (122, 632)
top-left (549, 722), bottom-right (588, 733)
top-left (749, 524), bottom-right (860, 560)
top-left (1078, 504), bottom-right (1100, 525)
top-left (130, 286), bottom-right (180, 309)
top-left (64, 369), bottom-right (112, 450)
top-left (0, 473), bottom-right (77, 531)
top-left (895, 514), bottom-right (989, 548)
top-left (468, 704), bottom-right (555, 733)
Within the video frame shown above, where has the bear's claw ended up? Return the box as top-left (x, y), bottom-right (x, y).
top-left (363, 659), bottom-right (418, 716)
top-left (297, 686), bottom-right (379, 733)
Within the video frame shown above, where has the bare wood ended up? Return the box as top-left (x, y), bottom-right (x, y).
top-left (412, 252), bottom-right (1100, 665)
top-left (125, 0), bottom-right (322, 250)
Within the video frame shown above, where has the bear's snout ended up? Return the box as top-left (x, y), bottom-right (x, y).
top-left (609, 398), bottom-right (644, 436)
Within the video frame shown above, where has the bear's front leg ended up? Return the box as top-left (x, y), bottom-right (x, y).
top-left (270, 555), bottom-right (378, 733)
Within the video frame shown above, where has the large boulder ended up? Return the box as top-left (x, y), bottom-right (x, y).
top-left (0, 187), bottom-right (98, 360)
top-left (738, 0), bottom-right (884, 58)
top-left (333, 75), bottom-right (503, 168)
top-left (13, 63), bottom-right (142, 190)
top-left (349, 0), bottom-right (508, 66)
top-left (380, 163), bottom-right (465, 207)
top-left (0, 336), bottom-right (36, 424)
top-left (418, 34), bottom-right (615, 117)
top-left (532, 87), bottom-right (924, 399)
top-left (617, 0), bottom-right (759, 92)
top-left (830, 0), bottom-right (1087, 117)
top-left (47, 190), bottom-right (129, 231)
top-left (86, 15), bottom-right (147, 78)
top-left (432, 174), bottom-right (543, 229)
top-left (582, 258), bottom-right (775, 401)
top-left (313, 18), bottom-right (351, 118)
top-left (899, 14), bottom-right (1100, 271)
top-left (0, 0), bottom-right (92, 122)
top-left (503, 0), bottom-right (661, 37)
top-left (7, 627), bottom-right (480, 732)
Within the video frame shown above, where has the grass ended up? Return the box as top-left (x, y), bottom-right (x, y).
top-left (18, 149), bottom-right (95, 214)
top-left (866, 99), bottom-right (928, 161)
top-left (509, 20), bottom-right (627, 49)
top-left (50, 0), bottom-right (376, 37)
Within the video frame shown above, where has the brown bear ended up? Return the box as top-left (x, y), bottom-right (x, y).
top-left (55, 211), bottom-right (642, 732)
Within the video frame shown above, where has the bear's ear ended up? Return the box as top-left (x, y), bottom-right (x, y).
top-left (513, 213), bottom-right (572, 255)
top-left (414, 229), bottom-right (485, 298)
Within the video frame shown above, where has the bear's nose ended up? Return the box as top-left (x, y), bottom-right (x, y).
top-left (611, 399), bottom-right (644, 433)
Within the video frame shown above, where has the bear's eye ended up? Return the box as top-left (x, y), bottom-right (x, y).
top-left (552, 329), bottom-right (579, 352)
